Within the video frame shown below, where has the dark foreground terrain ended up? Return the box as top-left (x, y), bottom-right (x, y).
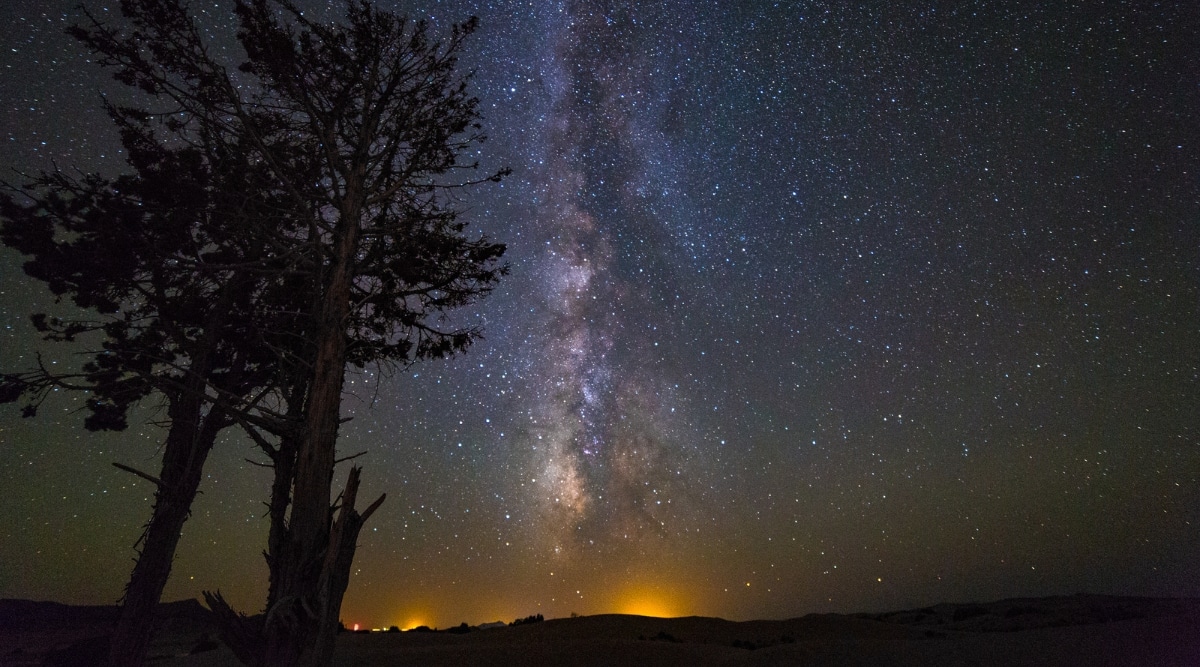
top-left (2, 595), bottom-right (1197, 666)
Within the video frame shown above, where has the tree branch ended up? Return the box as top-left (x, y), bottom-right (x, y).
top-left (333, 450), bottom-right (367, 465)
top-left (112, 461), bottom-right (165, 488)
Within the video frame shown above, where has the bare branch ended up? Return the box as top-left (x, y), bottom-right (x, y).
top-left (333, 450), bottom-right (368, 465)
top-left (360, 493), bottom-right (386, 523)
top-left (112, 462), bottom-right (165, 488)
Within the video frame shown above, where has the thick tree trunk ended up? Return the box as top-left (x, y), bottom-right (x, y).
top-left (308, 466), bottom-right (385, 665)
top-left (106, 401), bottom-right (228, 667)
top-left (207, 467), bottom-right (382, 667)
top-left (257, 187), bottom-right (384, 667)
top-left (106, 280), bottom-right (242, 667)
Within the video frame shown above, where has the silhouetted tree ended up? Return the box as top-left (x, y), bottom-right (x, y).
top-left (2, 1), bottom-right (506, 666)
top-left (1, 80), bottom-right (309, 667)
top-left (200, 4), bottom-right (504, 666)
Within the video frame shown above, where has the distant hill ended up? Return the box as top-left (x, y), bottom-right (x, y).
top-left (0, 598), bottom-right (209, 630)
top-left (0, 599), bottom-right (214, 666)
top-left (324, 595), bottom-right (1200, 667)
top-left (2, 595), bottom-right (1197, 666)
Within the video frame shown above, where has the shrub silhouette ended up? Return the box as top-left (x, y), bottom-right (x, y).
top-left (649, 631), bottom-right (679, 643)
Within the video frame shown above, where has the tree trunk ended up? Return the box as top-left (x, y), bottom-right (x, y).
top-left (264, 432), bottom-right (298, 609)
top-left (106, 402), bottom-right (228, 667)
top-left (207, 467), bottom-right (382, 667)
top-left (308, 466), bottom-right (385, 665)
top-left (258, 186), bottom-right (382, 667)
top-left (106, 281), bottom-right (242, 667)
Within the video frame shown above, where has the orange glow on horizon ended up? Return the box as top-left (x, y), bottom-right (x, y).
top-left (399, 617), bottom-right (430, 630)
top-left (614, 588), bottom-right (685, 618)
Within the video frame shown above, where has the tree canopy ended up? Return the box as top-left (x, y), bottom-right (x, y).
top-left (1, 2), bottom-right (507, 665)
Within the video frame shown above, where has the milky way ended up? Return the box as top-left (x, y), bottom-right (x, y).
top-left (520, 2), bottom-right (705, 552)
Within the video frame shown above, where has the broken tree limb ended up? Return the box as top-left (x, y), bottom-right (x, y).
top-left (333, 450), bottom-right (367, 465)
top-left (306, 465), bottom-right (385, 665)
top-left (203, 590), bottom-right (265, 667)
top-left (361, 493), bottom-right (386, 523)
top-left (112, 462), bottom-right (165, 488)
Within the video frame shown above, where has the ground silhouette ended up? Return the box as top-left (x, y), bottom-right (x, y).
top-left (2, 594), bottom-right (1197, 666)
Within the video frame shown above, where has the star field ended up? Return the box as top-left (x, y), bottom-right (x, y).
top-left (1, 1), bottom-right (1198, 629)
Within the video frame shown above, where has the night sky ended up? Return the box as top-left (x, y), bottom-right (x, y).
top-left (2, 1), bottom-right (1198, 630)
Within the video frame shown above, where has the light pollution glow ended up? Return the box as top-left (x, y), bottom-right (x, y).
top-left (612, 587), bottom-right (686, 619)
top-left (371, 586), bottom-right (687, 630)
